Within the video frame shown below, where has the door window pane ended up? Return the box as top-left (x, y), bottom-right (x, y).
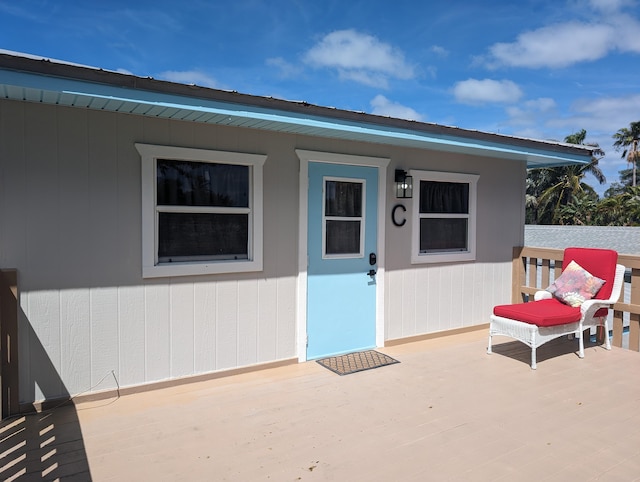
top-left (326, 220), bottom-right (361, 255)
top-left (324, 179), bottom-right (364, 257)
top-left (325, 181), bottom-right (362, 217)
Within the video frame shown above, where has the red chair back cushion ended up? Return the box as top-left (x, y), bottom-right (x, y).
top-left (562, 247), bottom-right (617, 300)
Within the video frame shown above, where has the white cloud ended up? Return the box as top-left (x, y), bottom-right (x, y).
top-left (588, 0), bottom-right (635, 12)
top-left (452, 79), bottom-right (523, 105)
top-left (304, 29), bottom-right (414, 88)
top-left (484, 4), bottom-right (640, 69)
top-left (548, 94), bottom-right (640, 135)
top-left (502, 93), bottom-right (640, 189)
top-left (610, 14), bottom-right (640, 52)
top-left (370, 95), bottom-right (424, 121)
top-left (430, 45), bottom-right (449, 57)
top-left (504, 93), bottom-right (640, 144)
top-left (266, 57), bottom-right (302, 78)
top-left (506, 98), bottom-right (557, 126)
top-left (488, 22), bottom-right (614, 69)
top-left (158, 70), bottom-right (219, 88)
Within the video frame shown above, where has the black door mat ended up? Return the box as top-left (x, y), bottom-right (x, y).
top-left (316, 350), bottom-right (400, 376)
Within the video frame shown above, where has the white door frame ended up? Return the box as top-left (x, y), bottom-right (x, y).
top-left (295, 149), bottom-right (390, 362)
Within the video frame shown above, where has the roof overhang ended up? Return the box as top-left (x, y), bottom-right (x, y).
top-left (0, 52), bottom-right (593, 168)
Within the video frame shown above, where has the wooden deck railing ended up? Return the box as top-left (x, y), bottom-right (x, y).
top-left (512, 247), bottom-right (640, 351)
top-left (0, 269), bottom-right (19, 418)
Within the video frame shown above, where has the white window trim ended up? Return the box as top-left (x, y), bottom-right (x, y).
top-left (322, 176), bottom-right (366, 259)
top-left (137, 143), bottom-right (266, 278)
top-left (410, 170), bottom-right (479, 264)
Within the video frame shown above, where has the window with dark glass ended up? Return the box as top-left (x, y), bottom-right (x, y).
top-left (419, 180), bottom-right (469, 253)
top-left (324, 179), bottom-right (364, 256)
top-left (156, 159), bottom-right (250, 262)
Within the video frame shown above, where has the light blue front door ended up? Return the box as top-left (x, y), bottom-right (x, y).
top-left (307, 162), bottom-right (378, 359)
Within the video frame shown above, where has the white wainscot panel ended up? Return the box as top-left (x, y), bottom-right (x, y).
top-left (386, 262), bottom-right (512, 340)
top-left (90, 287), bottom-right (120, 392)
top-left (60, 288), bottom-right (91, 396)
top-left (169, 282), bottom-right (195, 378)
top-left (257, 278), bottom-right (278, 362)
top-left (237, 279), bottom-right (259, 367)
top-left (215, 281), bottom-right (239, 370)
top-left (144, 283), bottom-right (171, 383)
top-left (401, 269), bottom-right (417, 337)
top-left (118, 285), bottom-right (146, 387)
top-left (24, 290), bottom-right (63, 401)
top-left (193, 281), bottom-right (217, 373)
top-left (275, 275), bottom-right (296, 359)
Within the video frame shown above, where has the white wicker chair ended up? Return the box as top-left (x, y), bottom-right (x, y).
top-left (488, 248), bottom-right (625, 369)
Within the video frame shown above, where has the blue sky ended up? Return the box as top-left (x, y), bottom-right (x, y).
top-left (1, 0), bottom-right (639, 194)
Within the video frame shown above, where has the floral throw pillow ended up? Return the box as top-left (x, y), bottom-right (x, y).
top-left (546, 260), bottom-right (606, 307)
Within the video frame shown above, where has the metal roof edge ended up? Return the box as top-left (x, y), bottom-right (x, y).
top-left (0, 52), bottom-right (593, 164)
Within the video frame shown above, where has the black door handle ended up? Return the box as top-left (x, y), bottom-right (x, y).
top-left (367, 269), bottom-right (376, 277)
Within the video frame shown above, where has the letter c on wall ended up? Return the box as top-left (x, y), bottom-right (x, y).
top-left (392, 204), bottom-right (406, 227)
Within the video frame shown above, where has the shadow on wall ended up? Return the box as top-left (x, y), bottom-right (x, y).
top-left (1, 270), bottom-right (92, 480)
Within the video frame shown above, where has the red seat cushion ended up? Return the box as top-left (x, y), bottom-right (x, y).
top-left (493, 299), bottom-right (581, 327)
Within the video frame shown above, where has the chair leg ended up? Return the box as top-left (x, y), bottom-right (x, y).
top-left (530, 331), bottom-right (537, 369)
top-left (531, 347), bottom-right (537, 370)
top-left (487, 333), bottom-right (493, 354)
top-left (603, 318), bottom-right (611, 350)
top-left (578, 330), bottom-right (585, 358)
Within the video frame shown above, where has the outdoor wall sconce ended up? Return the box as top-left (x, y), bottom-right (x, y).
top-left (395, 169), bottom-right (413, 198)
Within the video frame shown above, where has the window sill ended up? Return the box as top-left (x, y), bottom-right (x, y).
top-left (411, 252), bottom-right (476, 264)
top-left (142, 259), bottom-right (263, 278)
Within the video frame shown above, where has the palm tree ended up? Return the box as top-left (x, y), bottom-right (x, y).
top-left (613, 121), bottom-right (640, 187)
top-left (596, 195), bottom-right (627, 225)
top-left (597, 186), bottom-right (640, 225)
top-left (527, 129), bottom-right (606, 224)
top-left (557, 192), bottom-right (597, 225)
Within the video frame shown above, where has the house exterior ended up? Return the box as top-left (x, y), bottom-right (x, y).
top-left (0, 52), bottom-right (593, 407)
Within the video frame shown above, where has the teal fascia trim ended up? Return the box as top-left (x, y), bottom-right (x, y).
top-left (0, 69), bottom-right (590, 166)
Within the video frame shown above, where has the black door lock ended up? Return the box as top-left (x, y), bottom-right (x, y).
top-left (369, 252), bottom-right (377, 266)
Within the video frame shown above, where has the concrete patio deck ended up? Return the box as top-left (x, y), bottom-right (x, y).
top-left (4, 328), bottom-right (640, 481)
